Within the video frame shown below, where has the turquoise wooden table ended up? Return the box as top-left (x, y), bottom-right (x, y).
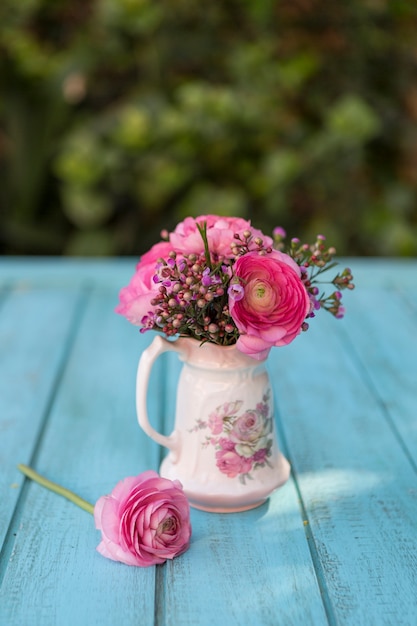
top-left (0, 258), bottom-right (416, 626)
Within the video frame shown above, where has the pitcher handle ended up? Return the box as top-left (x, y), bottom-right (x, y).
top-left (136, 335), bottom-right (183, 461)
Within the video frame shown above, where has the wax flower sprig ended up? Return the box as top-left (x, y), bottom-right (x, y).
top-left (116, 215), bottom-right (355, 360)
top-left (273, 227), bottom-right (354, 325)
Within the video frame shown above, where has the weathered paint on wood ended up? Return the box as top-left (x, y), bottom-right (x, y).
top-left (0, 259), bottom-right (416, 626)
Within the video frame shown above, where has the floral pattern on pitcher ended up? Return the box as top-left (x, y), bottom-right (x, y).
top-left (190, 389), bottom-right (274, 484)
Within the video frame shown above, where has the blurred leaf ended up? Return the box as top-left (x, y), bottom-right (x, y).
top-left (176, 184), bottom-right (248, 220)
top-left (137, 155), bottom-right (193, 208)
top-left (1, 0), bottom-right (417, 256)
top-left (277, 53), bottom-right (321, 91)
top-left (54, 132), bottom-right (106, 186)
top-left (97, 0), bottom-right (162, 35)
top-left (257, 149), bottom-right (302, 192)
top-left (112, 106), bottom-right (152, 150)
top-left (380, 221), bottom-right (417, 255)
top-left (61, 186), bottom-right (113, 229)
top-left (65, 229), bottom-right (117, 256)
top-left (325, 94), bottom-right (381, 144)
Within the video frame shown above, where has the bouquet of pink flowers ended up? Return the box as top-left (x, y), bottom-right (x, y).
top-left (116, 215), bottom-right (354, 360)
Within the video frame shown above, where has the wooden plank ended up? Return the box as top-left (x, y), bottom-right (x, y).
top-left (270, 294), bottom-right (417, 625)
top-left (0, 258), bottom-right (136, 290)
top-left (0, 286), bottom-right (159, 625)
top-left (159, 493), bottom-right (329, 626)
top-left (154, 350), bottom-right (329, 625)
top-left (399, 285), bottom-right (417, 318)
top-left (346, 258), bottom-right (417, 288)
top-left (0, 285), bottom-right (85, 551)
top-left (1, 259), bottom-right (416, 625)
top-left (340, 286), bottom-right (417, 466)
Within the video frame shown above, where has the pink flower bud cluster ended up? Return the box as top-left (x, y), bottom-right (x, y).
top-left (229, 229), bottom-right (273, 258)
top-left (279, 233), bottom-right (355, 323)
top-left (149, 251), bottom-right (239, 345)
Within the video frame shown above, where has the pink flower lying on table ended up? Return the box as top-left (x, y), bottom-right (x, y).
top-left (17, 465), bottom-right (192, 568)
top-left (94, 470), bottom-right (191, 567)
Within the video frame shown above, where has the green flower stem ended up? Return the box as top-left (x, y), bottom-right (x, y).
top-left (18, 464), bottom-right (94, 515)
top-left (197, 221), bottom-right (213, 270)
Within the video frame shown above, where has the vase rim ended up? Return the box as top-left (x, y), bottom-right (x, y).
top-left (170, 335), bottom-right (267, 367)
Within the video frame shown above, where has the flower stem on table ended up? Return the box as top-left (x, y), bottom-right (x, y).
top-left (17, 464), bottom-right (94, 515)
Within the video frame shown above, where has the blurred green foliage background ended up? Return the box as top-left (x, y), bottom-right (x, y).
top-left (1, 0), bottom-right (417, 256)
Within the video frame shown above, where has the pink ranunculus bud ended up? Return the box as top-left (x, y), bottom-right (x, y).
top-left (115, 241), bottom-right (175, 325)
top-left (94, 470), bottom-right (192, 567)
top-left (169, 215), bottom-right (272, 258)
top-left (229, 250), bottom-right (311, 360)
top-left (273, 226), bottom-right (286, 239)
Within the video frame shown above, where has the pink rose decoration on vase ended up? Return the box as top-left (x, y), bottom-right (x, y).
top-left (229, 410), bottom-right (268, 458)
top-left (190, 392), bottom-right (274, 484)
top-left (215, 449), bottom-right (253, 478)
top-left (229, 250), bottom-right (311, 360)
top-left (94, 470), bottom-right (191, 567)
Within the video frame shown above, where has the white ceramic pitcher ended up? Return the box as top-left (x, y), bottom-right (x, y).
top-left (136, 335), bottom-right (290, 512)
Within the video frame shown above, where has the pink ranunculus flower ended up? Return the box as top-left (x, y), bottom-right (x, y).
top-left (169, 215), bottom-right (273, 258)
top-left (229, 250), bottom-right (311, 360)
top-left (115, 241), bottom-right (174, 325)
top-left (94, 470), bottom-right (191, 567)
